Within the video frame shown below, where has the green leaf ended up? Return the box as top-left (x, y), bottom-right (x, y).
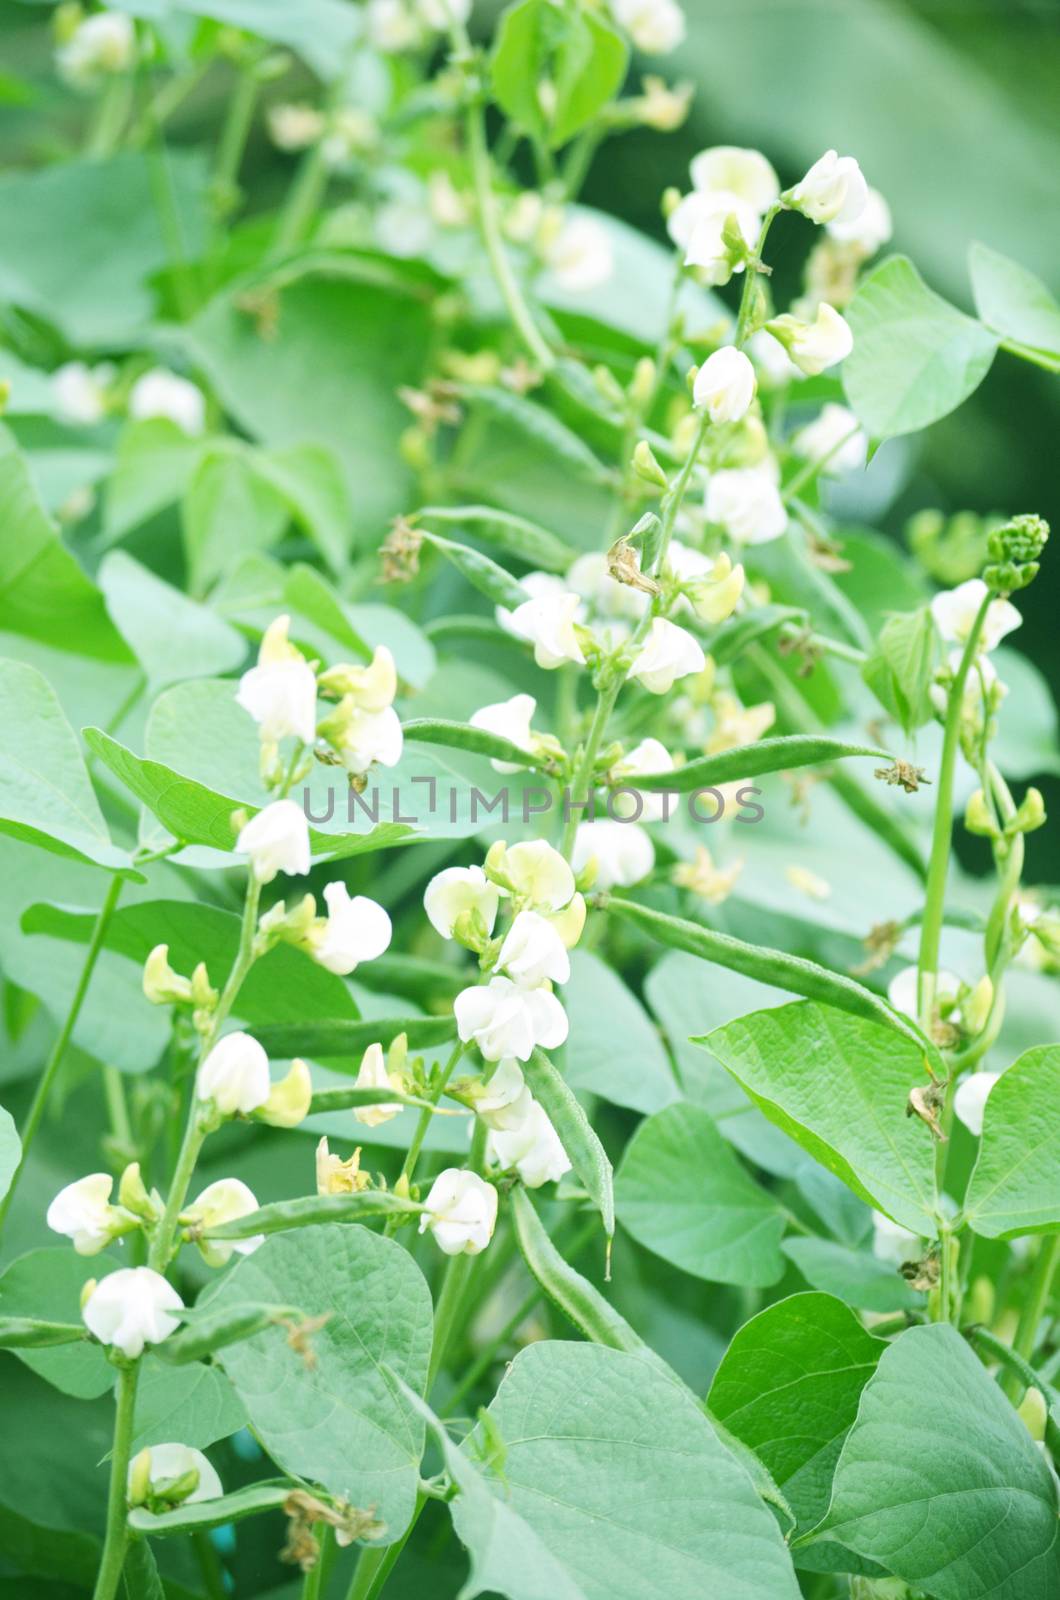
top-left (843, 255), bottom-right (999, 442)
top-left (209, 1223), bottom-right (432, 1541)
top-left (782, 1237), bottom-right (925, 1314)
top-left (0, 1248), bottom-right (117, 1399)
top-left (861, 607), bottom-right (938, 734)
top-left (252, 442), bottom-right (353, 574)
top-left (491, 0), bottom-right (629, 148)
top-left (561, 948), bottom-right (677, 1114)
top-left (460, 386), bottom-right (611, 484)
top-left (608, 898), bottom-right (923, 1048)
top-left (448, 1340), bottom-right (801, 1599)
top-left (422, 531), bottom-right (530, 612)
top-left (402, 717), bottom-right (556, 772)
top-left (524, 1048), bottom-right (614, 1242)
top-left (182, 442), bottom-right (289, 595)
top-left (121, 1538), bottom-right (165, 1600)
top-left (205, 1191), bottom-right (423, 1239)
top-left (632, 735), bottom-right (888, 792)
top-left (415, 504), bottom-right (575, 573)
top-left (709, 1292), bottom-right (887, 1530)
top-left (130, 1358), bottom-right (247, 1455)
top-left (128, 1481), bottom-right (292, 1538)
top-left (0, 659), bottom-right (130, 870)
top-left (102, 419), bottom-right (204, 545)
top-left (0, 1105), bottom-right (18, 1204)
top-left (815, 1323), bottom-right (1060, 1599)
top-left (969, 242), bottom-right (1060, 370)
top-left (98, 551), bottom-right (246, 691)
top-left (964, 1046), bottom-right (1060, 1238)
top-left (704, 1002), bottom-right (939, 1236)
top-left (170, 0), bottom-right (360, 80)
top-left (709, 604), bottom-right (805, 666)
top-left (250, 1015), bottom-right (456, 1060)
top-left (615, 1103), bottom-right (785, 1287)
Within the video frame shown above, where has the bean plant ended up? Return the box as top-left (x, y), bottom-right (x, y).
top-left (0, 2), bottom-right (1059, 1599)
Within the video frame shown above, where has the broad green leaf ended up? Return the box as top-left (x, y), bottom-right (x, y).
top-left (608, 899), bottom-right (923, 1048)
top-left (615, 1103), bottom-right (785, 1287)
top-left (632, 734), bottom-right (888, 792)
top-left (0, 659), bottom-right (129, 870)
top-left (169, 0), bottom-right (360, 80)
top-left (460, 386), bottom-right (611, 484)
top-left (182, 441), bottom-right (289, 595)
top-left (843, 255), bottom-right (998, 441)
top-left (415, 504), bottom-right (575, 573)
top-left (705, 1002), bottom-right (938, 1234)
top-left (130, 1358), bottom-right (247, 1455)
top-left (709, 604), bottom-right (805, 666)
top-left (491, 0), bottom-right (629, 148)
top-left (402, 717), bottom-right (557, 773)
top-left (861, 607), bottom-right (938, 734)
top-left (209, 1223), bottom-right (432, 1541)
top-left (782, 1238), bottom-right (925, 1315)
top-left (561, 948), bottom-right (678, 1115)
top-left (251, 1015), bottom-right (456, 1060)
top-left (0, 425), bottom-right (128, 662)
top-left (128, 1481), bottom-right (291, 1538)
top-left (98, 551), bottom-right (246, 691)
top-left (524, 1048), bottom-right (614, 1242)
top-left (964, 1046), bottom-right (1060, 1238)
top-left (969, 242), bottom-right (1060, 370)
top-left (252, 442), bottom-right (353, 574)
top-left (991, 646), bottom-right (1060, 779)
top-left (0, 1105), bottom-right (18, 1203)
top-left (709, 1292), bottom-right (886, 1530)
top-left (101, 418), bottom-right (204, 545)
top-left (450, 1340), bottom-right (801, 1599)
top-left (816, 1323), bottom-right (1060, 1599)
top-left (422, 531), bottom-right (530, 612)
top-left (121, 1538), bottom-right (165, 1600)
top-left (0, 1248), bottom-right (117, 1399)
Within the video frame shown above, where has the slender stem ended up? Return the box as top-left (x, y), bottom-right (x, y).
top-left (302, 1525), bottom-right (330, 1600)
top-left (781, 425), bottom-right (862, 504)
top-left (733, 204), bottom-right (780, 348)
top-left (271, 140), bottom-right (330, 256)
top-left (653, 408), bottom-right (710, 577)
top-left (560, 677), bottom-right (622, 858)
top-left (92, 1363), bottom-right (139, 1600)
top-left (103, 1066), bottom-right (133, 1157)
top-left (968, 1324), bottom-right (1057, 1406)
top-left (145, 127), bottom-right (197, 321)
top-left (917, 592), bottom-right (993, 1031)
top-left (0, 872), bottom-right (124, 1236)
top-left (1002, 1236), bottom-right (1060, 1403)
top-left (385, 1041), bottom-right (467, 1235)
top-left (213, 64), bottom-right (258, 218)
top-left (128, 61), bottom-right (209, 147)
top-left (87, 75), bottom-right (132, 158)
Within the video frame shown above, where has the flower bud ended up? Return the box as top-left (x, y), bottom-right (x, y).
top-left (236, 615), bottom-right (317, 747)
top-left (964, 789), bottom-right (998, 838)
top-left (545, 891), bottom-right (587, 949)
top-left (142, 945), bottom-right (194, 1007)
top-left (786, 150), bottom-right (867, 226)
top-left (128, 1448), bottom-right (153, 1507)
top-left (1009, 787), bottom-right (1046, 836)
top-left (629, 357), bottom-right (657, 410)
top-left (983, 513), bottom-right (1049, 592)
top-left (118, 1162), bottom-right (159, 1224)
top-left (196, 1032), bottom-right (271, 1117)
top-left (961, 975), bottom-right (994, 1037)
top-left (317, 645), bottom-right (397, 712)
top-left (352, 1043), bottom-right (402, 1127)
top-left (766, 304), bottom-right (853, 375)
top-left (633, 439), bottom-right (669, 489)
top-left (256, 1059), bottom-right (312, 1128)
top-left (692, 346), bottom-right (756, 423)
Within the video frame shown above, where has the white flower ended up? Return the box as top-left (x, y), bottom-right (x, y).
top-left (46, 1174), bottom-right (133, 1256)
top-left (318, 646), bottom-right (397, 713)
top-left (788, 150), bottom-right (868, 226)
top-left (706, 464), bottom-right (788, 544)
top-left (505, 590), bottom-right (586, 669)
top-left (353, 1042), bottom-right (402, 1127)
top-left (954, 1071), bottom-right (1002, 1138)
top-left (669, 545), bottom-right (746, 623)
top-left (309, 884), bottom-right (391, 975)
top-left (887, 966), bottom-right (961, 1020)
top-left (336, 706), bottom-right (404, 776)
top-left (791, 403), bottom-right (867, 474)
top-left (128, 369), bottom-right (205, 436)
top-left (454, 976), bottom-right (568, 1062)
top-left (611, 737), bottom-right (673, 821)
top-left (746, 328), bottom-right (801, 388)
top-left (82, 1268), bottom-right (183, 1360)
top-left (236, 800), bottom-right (311, 884)
top-left (568, 552), bottom-right (648, 625)
top-left (52, 361), bottom-right (113, 426)
top-left (930, 578), bottom-right (1021, 652)
top-left (267, 103), bottom-right (324, 152)
top-left (498, 910), bottom-right (571, 989)
top-left (544, 216), bottom-right (614, 293)
top-left (365, 0), bottom-right (423, 52)
top-left (488, 1100), bottom-right (571, 1188)
top-left (629, 618), bottom-right (705, 694)
top-left (681, 193), bottom-right (761, 286)
top-left (196, 1032), bottom-right (271, 1116)
top-left (182, 1178), bottom-right (263, 1268)
top-left (693, 346), bottom-right (757, 423)
top-left (689, 146), bottom-right (780, 213)
top-left (871, 1211), bottom-right (920, 1268)
top-left (236, 616), bottom-right (318, 745)
top-left (424, 865), bottom-right (500, 940)
top-left (469, 1059), bottom-right (532, 1131)
top-left (128, 1443), bottom-right (222, 1507)
top-left (930, 650), bottom-right (1003, 719)
top-left (416, 0), bottom-right (472, 29)
top-left (572, 820), bottom-right (655, 890)
top-left (419, 1169), bottom-right (498, 1256)
top-left (495, 839), bottom-right (577, 912)
top-left (768, 304), bottom-right (853, 376)
top-left (611, 0), bottom-right (686, 54)
top-left (496, 572), bottom-right (571, 635)
top-left (56, 12), bottom-right (135, 88)
top-left (470, 693), bottom-right (538, 773)
top-left (258, 1060), bottom-right (312, 1129)
top-left (827, 187), bottom-right (892, 255)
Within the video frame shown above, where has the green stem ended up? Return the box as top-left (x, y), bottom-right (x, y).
top-left (92, 1363), bottom-right (139, 1600)
top-left (0, 872), bottom-right (124, 1237)
top-left (87, 75), bottom-right (132, 158)
top-left (916, 592), bottom-right (993, 1032)
top-left (733, 204), bottom-right (780, 348)
top-left (560, 676), bottom-right (622, 858)
top-left (384, 1041), bottom-right (467, 1236)
top-left (1002, 1236), bottom-right (1060, 1403)
top-left (271, 135), bottom-right (331, 257)
top-left (103, 1067), bottom-right (133, 1159)
top-left (128, 61), bottom-right (209, 147)
top-left (653, 408), bottom-right (710, 577)
top-left (781, 425), bottom-right (862, 504)
top-left (302, 1525), bottom-right (331, 1600)
top-left (213, 64), bottom-right (259, 219)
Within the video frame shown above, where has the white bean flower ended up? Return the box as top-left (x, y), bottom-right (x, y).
top-left (488, 1100), bottom-right (572, 1188)
top-left (419, 1169), bottom-right (498, 1255)
top-left (887, 965), bottom-right (961, 1020)
top-left (953, 1071), bottom-right (1002, 1138)
top-left (46, 1174), bottom-right (135, 1255)
top-left (496, 572), bottom-right (572, 636)
top-left (930, 578), bottom-right (1021, 652)
top-left (415, 0), bottom-right (472, 30)
top-left (827, 187), bottom-right (892, 255)
top-left (258, 1060), bottom-right (313, 1129)
top-left (454, 976), bottom-right (568, 1062)
top-left (267, 103), bottom-right (325, 152)
top-left (334, 704), bottom-right (404, 776)
top-left (196, 1032), bottom-right (271, 1117)
top-left (492, 838), bottom-right (577, 912)
top-left (128, 369), bottom-right (205, 436)
top-left (128, 1443), bottom-right (222, 1508)
top-left (706, 464), bottom-right (788, 545)
top-left (611, 0), bottom-right (686, 54)
top-left (470, 693), bottom-right (538, 773)
top-left (610, 737), bottom-right (673, 822)
top-left (236, 800), bottom-right (311, 884)
top-left (930, 650), bottom-right (1004, 719)
top-left (424, 865), bottom-right (500, 940)
top-left (767, 303), bottom-right (853, 376)
top-left (544, 215), bottom-right (614, 294)
top-left (306, 883), bottom-right (391, 975)
top-left (82, 1267), bottom-right (183, 1360)
top-left (467, 1059), bottom-right (533, 1131)
top-left (568, 552), bottom-right (648, 626)
top-left (236, 615), bottom-right (318, 746)
top-left (56, 12), bottom-right (135, 89)
top-left (181, 1178), bottom-right (264, 1268)
top-left (681, 194), bottom-right (761, 286)
top-left (365, 0), bottom-right (423, 51)
top-left (52, 361), bottom-right (113, 426)
top-left (572, 820), bottom-right (655, 890)
top-left (787, 150), bottom-right (867, 226)
top-left (629, 617), bottom-right (705, 694)
top-left (871, 1211), bottom-right (920, 1268)
top-left (498, 910), bottom-right (571, 989)
top-left (352, 1042), bottom-right (402, 1128)
top-left (506, 589), bottom-right (587, 669)
top-left (689, 145), bottom-right (779, 212)
top-left (693, 347), bottom-right (757, 423)
top-left (318, 646), bottom-right (398, 714)
top-left (791, 403), bottom-right (867, 474)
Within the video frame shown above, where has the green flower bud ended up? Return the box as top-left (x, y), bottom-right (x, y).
top-left (984, 513), bottom-right (1049, 593)
top-left (1008, 786), bottom-right (1046, 836)
top-left (632, 440), bottom-right (669, 490)
top-left (127, 1448), bottom-right (152, 1508)
top-left (964, 788), bottom-right (998, 838)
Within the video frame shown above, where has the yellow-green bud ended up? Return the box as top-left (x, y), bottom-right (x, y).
top-left (966, 1274), bottom-right (995, 1328)
top-left (1018, 1385), bottom-right (1048, 1443)
top-left (1008, 786), bottom-right (1046, 836)
top-left (127, 1448), bottom-right (152, 1508)
top-left (142, 944), bottom-right (193, 1007)
top-left (964, 789), bottom-right (998, 838)
top-left (118, 1162), bottom-right (158, 1224)
top-left (256, 1059), bottom-right (312, 1129)
top-left (387, 1032), bottom-right (408, 1078)
top-left (593, 365), bottom-right (627, 410)
top-left (632, 439), bottom-right (669, 490)
top-left (661, 186), bottom-right (681, 221)
top-left (961, 975), bottom-right (993, 1037)
top-left (628, 357), bottom-right (656, 411)
top-left (0, 379), bottom-right (10, 417)
top-left (483, 840), bottom-right (514, 890)
top-left (79, 1277), bottom-right (97, 1313)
